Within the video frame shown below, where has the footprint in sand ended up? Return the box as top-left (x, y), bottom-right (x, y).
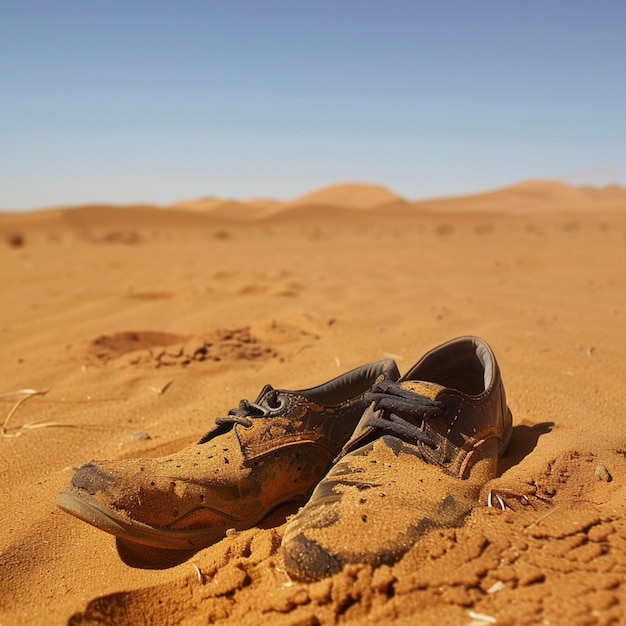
top-left (237, 281), bottom-right (303, 297)
top-left (209, 269), bottom-right (303, 298)
top-left (86, 328), bottom-right (278, 368)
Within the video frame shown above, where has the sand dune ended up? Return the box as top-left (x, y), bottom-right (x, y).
top-left (169, 198), bottom-right (279, 220)
top-left (1, 181), bottom-right (626, 625)
top-left (285, 182), bottom-right (406, 210)
top-left (169, 183), bottom-right (405, 218)
top-left (412, 180), bottom-right (626, 213)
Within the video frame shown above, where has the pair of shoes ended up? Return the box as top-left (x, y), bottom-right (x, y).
top-left (57, 336), bottom-right (512, 580)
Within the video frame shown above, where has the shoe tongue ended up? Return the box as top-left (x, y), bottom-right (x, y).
top-left (398, 380), bottom-right (446, 400)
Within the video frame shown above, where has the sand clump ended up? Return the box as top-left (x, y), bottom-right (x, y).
top-left (1, 180), bottom-right (626, 625)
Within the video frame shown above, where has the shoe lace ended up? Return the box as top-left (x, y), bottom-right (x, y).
top-left (213, 384), bottom-right (283, 429)
top-left (363, 379), bottom-right (445, 450)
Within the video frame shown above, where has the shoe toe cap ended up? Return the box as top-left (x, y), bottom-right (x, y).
top-left (281, 531), bottom-right (343, 582)
top-left (71, 462), bottom-right (117, 494)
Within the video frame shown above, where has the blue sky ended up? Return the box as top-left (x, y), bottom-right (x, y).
top-left (2, 1), bottom-right (625, 210)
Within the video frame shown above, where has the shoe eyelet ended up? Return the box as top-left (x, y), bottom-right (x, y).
top-left (267, 395), bottom-right (287, 412)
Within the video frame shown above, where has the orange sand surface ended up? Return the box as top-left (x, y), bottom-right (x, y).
top-left (1, 181), bottom-right (626, 625)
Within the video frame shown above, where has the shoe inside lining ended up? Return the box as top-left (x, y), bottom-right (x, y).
top-left (298, 360), bottom-right (399, 406)
top-left (405, 338), bottom-right (493, 396)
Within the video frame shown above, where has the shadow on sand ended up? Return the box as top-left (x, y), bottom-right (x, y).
top-left (115, 500), bottom-right (301, 570)
top-left (498, 421), bottom-right (554, 475)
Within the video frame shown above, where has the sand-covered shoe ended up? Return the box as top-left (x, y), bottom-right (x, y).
top-left (57, 359), bottom-right (400, 550)
top-left (281, 336), bottom-right (512, 581)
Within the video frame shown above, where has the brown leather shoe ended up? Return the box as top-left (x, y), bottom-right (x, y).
top-left (281, 337), bottom-right (512, 581)
top-left (57, 359), bottom-right (400, 550)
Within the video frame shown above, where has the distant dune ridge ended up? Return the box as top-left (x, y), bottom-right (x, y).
top-left (2, 180), bottom-right (626, 217)
top-left (163, 180), bottom-right (626, 216)
top-left (168, 183), bottom-right (404, 219)
top-left (411, 180), bottom-right (626, 213)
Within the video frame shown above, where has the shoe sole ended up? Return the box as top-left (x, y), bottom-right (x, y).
top-left (57, 488), bottom-right (299, 550)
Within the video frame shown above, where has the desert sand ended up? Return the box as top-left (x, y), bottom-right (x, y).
top-left (1, 181), bottom-right (625, 625)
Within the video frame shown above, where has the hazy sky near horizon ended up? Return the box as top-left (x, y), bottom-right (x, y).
top-left (2, 1), bottom-right (625, 210)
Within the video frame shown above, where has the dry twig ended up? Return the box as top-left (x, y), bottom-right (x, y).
top-left (0, 388), bottom-right (72, 438)
top-left (148, 380), bottom-right (174, 395)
